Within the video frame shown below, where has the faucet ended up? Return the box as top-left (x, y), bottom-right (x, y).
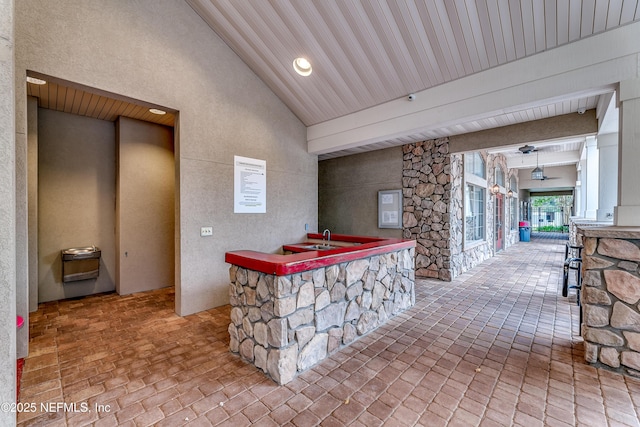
top-left (322, 229), bottom-right (331, 246)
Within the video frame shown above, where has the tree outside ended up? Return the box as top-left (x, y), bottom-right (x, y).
top-left (530, 195), bottom-right (573, 232)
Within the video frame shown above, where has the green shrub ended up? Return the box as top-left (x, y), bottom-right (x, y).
top-left (535, 225), bottom-right (566, 232)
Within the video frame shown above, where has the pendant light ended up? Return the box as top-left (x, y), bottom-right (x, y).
top-left (531, 151), bottom-right (544, 180)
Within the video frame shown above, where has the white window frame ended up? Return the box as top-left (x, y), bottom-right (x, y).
top-left (495, 165), bottom-right (505, 188)
top-left (463, 153), bottom-right (487, 249)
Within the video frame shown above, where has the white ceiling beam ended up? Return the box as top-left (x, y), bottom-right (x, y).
top-left (506, 150), bottom-right (582, 169)
top-left (308, 21), bottom-right (640, 155)
top-left (450, 110), bottom-right (596, 153)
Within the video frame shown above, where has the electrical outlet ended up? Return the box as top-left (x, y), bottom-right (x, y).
top-left (200, 226), bottom-right (213, 237)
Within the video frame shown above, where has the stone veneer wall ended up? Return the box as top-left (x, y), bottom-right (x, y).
top-left (449, 153), bottom-right (493, 277)
top-left (453, 153), bottom-right (518, 275)
top-left (228, 248), bottom-right (415, 384)
top-left (582, 235), bottom-right (640, 375)
top-left (402, 139), bottom-right (452, 281)
top-left (402, 139), bottom-right (518, 281)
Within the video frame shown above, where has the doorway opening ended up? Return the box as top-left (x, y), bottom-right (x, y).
top-left (26, 71), bottom-right (179, 311)
top-left (530, 195), bottom-right (573, 234)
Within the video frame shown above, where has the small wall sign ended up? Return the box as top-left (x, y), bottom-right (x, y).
top-left (378, 189), bottom-right (402, 229)
top-left (234, 155), bottom-right (266, 213)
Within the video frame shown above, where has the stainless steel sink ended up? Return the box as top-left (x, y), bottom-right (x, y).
top-left (303, 244), bottom-right (338, 250)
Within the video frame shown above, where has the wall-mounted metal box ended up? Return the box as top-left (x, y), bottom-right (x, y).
top-left (61, 246), bottom-right (101, 283)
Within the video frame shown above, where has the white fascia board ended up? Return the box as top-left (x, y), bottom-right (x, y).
top-left (308, 21), bottom-right (640, 155)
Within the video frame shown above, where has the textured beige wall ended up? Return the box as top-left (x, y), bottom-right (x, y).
top-left (27, 97), bottom-right (37, 314)
top-left (449, 110), bottom-right (597, 154)
top-left (319, 147), bottom-right (403, 238)
top-left (15, 0), bottom-right (317, 315)
top-left (38, 109), bottom-right (116, 302)
top-left (518, 165), bottom-right (577, 191)
top-left (1, 0), bottom-right (16, 417)
top-left (117, 117), bottom-right (174, 295)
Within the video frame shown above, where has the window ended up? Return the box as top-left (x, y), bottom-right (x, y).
top-left (464, 152), bottom-right (487, 246)
top-left (465, 152), bottom-right (485, 178)
top-left (465, 184), bottom-right (485, 242)
top-left (496, 165), bottom-right (504, 187)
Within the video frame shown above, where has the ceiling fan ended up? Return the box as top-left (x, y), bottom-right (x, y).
top-left (517, 144), bottom-right (537, 154)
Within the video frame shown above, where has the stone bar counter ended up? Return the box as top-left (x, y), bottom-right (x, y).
top-left (579, 226), bottom-right (640, 375)
top-left (225, 233), bottom-right (416, 384)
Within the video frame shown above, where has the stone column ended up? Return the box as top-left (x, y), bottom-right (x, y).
top-left (581, 228), bottom-right (640, 375)
top-left (584, 136), bottom-right (599, 219)
top-left (596, 132), bottom-right (618, 222)
top-left (401, 138), bottom-right (452, 281)
top-left (615, 78), bottom-right (640, 226)
top-left (0, 0), bottom-right (17, 420)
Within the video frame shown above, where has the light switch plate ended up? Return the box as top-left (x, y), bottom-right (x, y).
top-left (201, 226), bottom-right (213, 237)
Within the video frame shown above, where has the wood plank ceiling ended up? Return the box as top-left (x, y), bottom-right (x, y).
top-left (187, 0), bottom-right (639, 159)
top-left (26, 75), bottom-right (176, 127)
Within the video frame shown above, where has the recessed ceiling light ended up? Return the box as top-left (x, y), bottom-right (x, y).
top-left (26, 76), bottom-right (47, 85)
top-left (293, 57), bottom-right (312, 76)
top-left (149, 108), bottom-right (166, 115)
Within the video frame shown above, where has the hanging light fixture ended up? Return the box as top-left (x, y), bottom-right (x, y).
top-left (531, 151), bottom-right (544, 180)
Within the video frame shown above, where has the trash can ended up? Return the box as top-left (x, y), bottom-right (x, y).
top-left (61, 246), bottom-right (101, 282)
top-left (519, 221), bottom-right (531, 242)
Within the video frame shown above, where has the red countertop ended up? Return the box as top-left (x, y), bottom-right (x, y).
top-left (225, 233), bottom-right (415, 276)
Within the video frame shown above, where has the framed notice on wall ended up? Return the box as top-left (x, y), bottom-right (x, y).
top-left (378, 189), bottom-right (402, 229)
top-left (234, 155), bottom-right (266, 213)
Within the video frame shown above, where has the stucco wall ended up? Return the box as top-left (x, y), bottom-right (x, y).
top-left (318, 147), bottom-right (402, 238)
top-left (518, 164), bottom-right (577, 191)
top-left (117, 117), bottom-right (174, 295)
top-left (15, 0), bottom-right (317, 315)
top-left (1, 0), bottom-right (16, 419)
top-left (27, 97), bottom-right (37, 313)
top-left (38, 109), bottom-right (117, 302)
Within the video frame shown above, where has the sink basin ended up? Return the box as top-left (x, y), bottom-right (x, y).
top-left (61, 246), bottom-right (101, 260)
top-left (64, 247), bottom-right (95, 255)
top-left (303, 244), bottom-right (338, 250)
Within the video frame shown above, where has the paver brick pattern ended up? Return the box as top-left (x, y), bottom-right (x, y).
top-left (17, 236), bottom-right (640, 426)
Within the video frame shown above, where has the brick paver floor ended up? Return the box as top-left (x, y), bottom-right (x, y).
top-left (17, 236), bottom-right (640, 426)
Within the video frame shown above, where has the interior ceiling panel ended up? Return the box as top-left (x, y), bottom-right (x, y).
top-left (187, 0), bottom-right (639, 128)
top-left (26, 76), bottom-right (176, 127)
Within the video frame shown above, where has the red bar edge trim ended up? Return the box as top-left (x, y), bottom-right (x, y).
top-left (225, 236), bottom-right (415, 276)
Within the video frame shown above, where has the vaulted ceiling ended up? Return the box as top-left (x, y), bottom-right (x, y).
top-left (187, 0), bottom-right (639, 159)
